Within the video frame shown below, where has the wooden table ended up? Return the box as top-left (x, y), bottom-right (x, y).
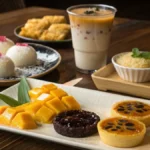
top-left (0, 7), bottom-right (150, 150)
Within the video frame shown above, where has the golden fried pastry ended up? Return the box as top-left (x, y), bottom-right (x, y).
top-left (24, 18), bottom-right (41, 28)
top-left (35, 19), bottom-right (50, 30)
top-left (39, 24), bottom-right (70, 41)
top-left (19, 27), bottom-right (43, 39)
top-left (19, 16), bottom-right (70, 40)
top-left (43, 15), bottom-right (66, 24)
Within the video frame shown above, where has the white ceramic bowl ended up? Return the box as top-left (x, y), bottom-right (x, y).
top-left (112, 52), bottom-right (150, 82)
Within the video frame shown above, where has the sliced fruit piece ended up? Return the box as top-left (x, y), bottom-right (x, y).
top-left (11, 112), bottom-right (37, 129)
top-left (15, 103), bottom-right (30, 112)
top-left (61, 96), bottom-right (80, 110)
top-left (0, 107), bottom-right (23, 125)
top-left (36, 93), bottom-right (54, 104)
top-left (28, 88), bottom-right (45, 102)
top-left (50, 88), bottom-right (68, 99)
top-left (45, 97), bottom-right (67, 114)
top-left (35, 105), bottom-right (55, 123)
top-left (25, 101), bottom-right (42, 118)
top-left (0, 106), bottom-right (9, 114)
top-left (42, 84), bottom-right (57, 93)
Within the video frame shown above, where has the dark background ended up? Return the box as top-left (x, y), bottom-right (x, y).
top-left (24, 0), bottom-right (150, 20)
top-left (0, 0), bottom-right (150, 20)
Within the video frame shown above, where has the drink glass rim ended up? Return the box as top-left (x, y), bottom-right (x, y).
top-left (67, 4), bottom-right (117, 17)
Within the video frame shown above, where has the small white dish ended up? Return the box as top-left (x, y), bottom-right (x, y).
top-left (112, 52), bottom-right (150, 82)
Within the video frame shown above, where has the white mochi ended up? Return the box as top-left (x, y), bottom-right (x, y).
top-left (6, 45), bottom-right (37, 67)
top-left (0, 38), bottom-right (14, 54)
top-left (0, 55), bottom-right (15, 78)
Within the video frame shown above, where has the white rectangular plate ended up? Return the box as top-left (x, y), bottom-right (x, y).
top-left (0, 78), bottom-right (150, 150)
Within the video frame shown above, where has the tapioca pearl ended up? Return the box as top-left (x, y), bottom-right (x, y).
top-left (124, 111), bottom-right (130, 114)
top-left (107, 122), bottom-right (114, 125)
top-left (118, 119), bottom-right (128, 123)
top-left (117, 108), bottom-right (125, 111)
top-left (143, 109), bottom-right (148, 111)
top-left (127, 107), bottom-right (134, 111)
top-left (125, 123), bottom-right (134, 127)
top-left (126, 127), bottom-right (135, 131)
top-left (111, 128), bottom-right (118, 131)
top-left (116, 126), bottom-right (121, 129)
top-left (136, 110), bottom-right (143, 113)
top-left (135, 104), bottom-right (144, 108)
top-left (118, 123), bottom-right (123, 126)
top-left (104, 125), bottom-right (113, 130)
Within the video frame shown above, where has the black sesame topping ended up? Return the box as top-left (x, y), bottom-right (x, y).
top-left (124, 111), bottom-right (130, 114)
top-left (111, 128), bottom-right (118, 131)
top-left (136, 110), bottom-right (143, 113)
top-left (143, 109), bottom-right (148, 111)
top-left (118, 123), bottom-right (123, 126)
top-left (135, 105), bottom-right (144, 108)
top-left (119, 119), bottom-right (128, 123)
top-left (125, 123), bottom-right (134, 126)
top-left (117, 108), bottom-right (124, 111)
top-left (126, 127), bottom-right (135, 131)
top-left (116, 126), bottom-right (121, 129)
top-left (105, 126), bottom-right (113, 130)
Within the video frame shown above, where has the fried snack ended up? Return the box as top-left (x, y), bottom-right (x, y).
top-left (24, 18), bottom-right (41, 28)
top-left (19, 27), bottom-right (43, 39)
top-left (39, 24), bottom-right (70, 41)
top-left (19, 18), bottom-right (50, 39)
top-left (19, 16), bottom-right (69, 40)
top-left (43, 15), bottom-right (66, 24)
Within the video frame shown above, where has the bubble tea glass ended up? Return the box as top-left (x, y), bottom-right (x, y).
top-left (67, 4), bottom-right (117, 73)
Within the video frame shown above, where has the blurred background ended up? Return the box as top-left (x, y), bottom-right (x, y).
top-left (0, 0), bottom-right (150, 20)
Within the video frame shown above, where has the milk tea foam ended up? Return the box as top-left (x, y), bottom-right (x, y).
top-left (68, 6), bottom-right (116, 71)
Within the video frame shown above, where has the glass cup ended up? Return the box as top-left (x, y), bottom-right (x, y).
top-left (67, 4), bottom-right (117, 74)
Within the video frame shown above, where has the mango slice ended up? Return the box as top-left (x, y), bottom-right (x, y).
top-left (50, 88), bottom-right (68, 99)
top-left (11, 112), bottom-right (37, 129)
top-left (0, 106), bottom-right (9, 114)
top-left (42, 84), bottom-right (57, 93)
top-left (15, 103), bottom-right (30, 112)
top-left (61, 96), bottom-right (81, 110)
top-left (36, 93), bottom-right (54, 104)
top-left (35, 105), bottom-right (55, 123)
top-left (25, 101), bottom-right (42, 118)
top-left (28, 88), bottom-right (45, 102)
top-left (0, 107), bottom-right (23, 125)
top-left (46, 98), bottom-right (67, 114)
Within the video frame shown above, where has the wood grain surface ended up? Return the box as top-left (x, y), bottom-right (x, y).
top-left (0, 7), bottom-right (150, 150)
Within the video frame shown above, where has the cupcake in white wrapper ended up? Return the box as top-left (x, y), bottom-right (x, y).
top-left (112, 52), bottom-right (150, 82)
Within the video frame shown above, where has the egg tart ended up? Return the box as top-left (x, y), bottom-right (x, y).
top-left (111, 100), bottom-right (150, 126)
top-left (97, 117), bottom-right (146, 148)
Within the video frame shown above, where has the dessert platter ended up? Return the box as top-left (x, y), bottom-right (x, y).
top-left (0, 36), bottom-right (61, 86)
top-left (14, 15), bottom-right (72, 43)
top-left (0, 78), bottom-right (150, 150)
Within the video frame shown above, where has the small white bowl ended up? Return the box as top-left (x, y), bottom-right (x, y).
top-left (112, 52), bottom-right (150, 83)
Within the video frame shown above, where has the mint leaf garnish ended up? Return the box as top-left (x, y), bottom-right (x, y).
top-left (132, 48), bottom-right (150, 59)
top-left (95, 7), bottom-right (100, 11)
top-left (18, 76), bottom-right (31, 104)
top-left (84, 10), bottom-right (95, 14)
